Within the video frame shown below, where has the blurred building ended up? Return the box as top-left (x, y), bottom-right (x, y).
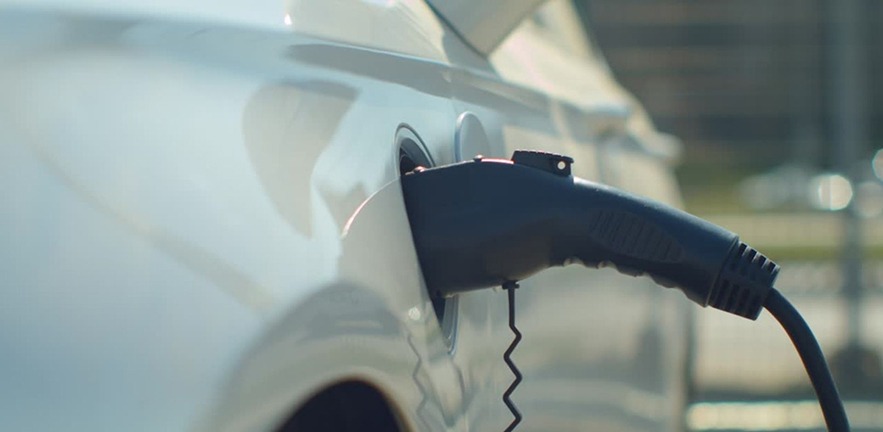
top-left (579, 0), bottom-right (883, 171)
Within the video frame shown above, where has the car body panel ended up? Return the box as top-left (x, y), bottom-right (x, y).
top-left (0, 1), bottom-right (689, 430)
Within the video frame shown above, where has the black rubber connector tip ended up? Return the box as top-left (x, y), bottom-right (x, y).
top-left (709, 242), bottom-right (779, 319)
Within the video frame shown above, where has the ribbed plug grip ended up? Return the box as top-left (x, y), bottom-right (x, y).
top-left (709, 242), bottom-right (779, 319)
top-left (586, 209), bottom-right (684, 263)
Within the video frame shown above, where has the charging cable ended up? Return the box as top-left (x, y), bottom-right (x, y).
top-left (401, 150), bottom-right (849, 431)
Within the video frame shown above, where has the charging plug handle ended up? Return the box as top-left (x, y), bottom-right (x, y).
top-left (402, 151), bottom-right (849, 431)
top-left (402, 151), bottom-right (779, 319)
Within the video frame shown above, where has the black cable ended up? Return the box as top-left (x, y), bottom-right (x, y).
top-left (764, 288), bottom-right (850, 432)
top-left (502, 282), bottom-right (522, 432)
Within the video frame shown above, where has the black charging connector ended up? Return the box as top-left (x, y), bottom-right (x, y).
top-left (401, 150), bottom-right (850, 431)
top-left (403, 151), bottom-right (777, 319)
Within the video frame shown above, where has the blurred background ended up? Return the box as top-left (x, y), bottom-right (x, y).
top-left (576, 0), bottom-right (883, 430)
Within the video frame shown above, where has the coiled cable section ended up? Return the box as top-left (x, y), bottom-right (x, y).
top-left (502, 281), bottom-right (523, 432)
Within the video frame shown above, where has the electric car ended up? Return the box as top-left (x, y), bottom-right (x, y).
top-left (0, 0), bottom-right (690, 430)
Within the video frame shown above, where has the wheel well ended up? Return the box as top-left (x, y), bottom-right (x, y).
top-left (276, 380), bottom-right (404, 432)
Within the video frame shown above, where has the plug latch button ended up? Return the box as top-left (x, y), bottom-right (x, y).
top-left (511, 150), bottom-right (574, 177)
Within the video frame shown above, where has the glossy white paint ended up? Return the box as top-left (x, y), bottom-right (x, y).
top-left (0, 0), bottom-right (690, 431)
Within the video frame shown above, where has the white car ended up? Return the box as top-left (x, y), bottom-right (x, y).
top-left (0, 0), bottom-right (690, 430)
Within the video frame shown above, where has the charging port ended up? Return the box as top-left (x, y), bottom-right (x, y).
top-left (395, 126), bottom-right (459, 350)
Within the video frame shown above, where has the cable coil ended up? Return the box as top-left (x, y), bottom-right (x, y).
top-left (502, 282), bottom-right (523, 432)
